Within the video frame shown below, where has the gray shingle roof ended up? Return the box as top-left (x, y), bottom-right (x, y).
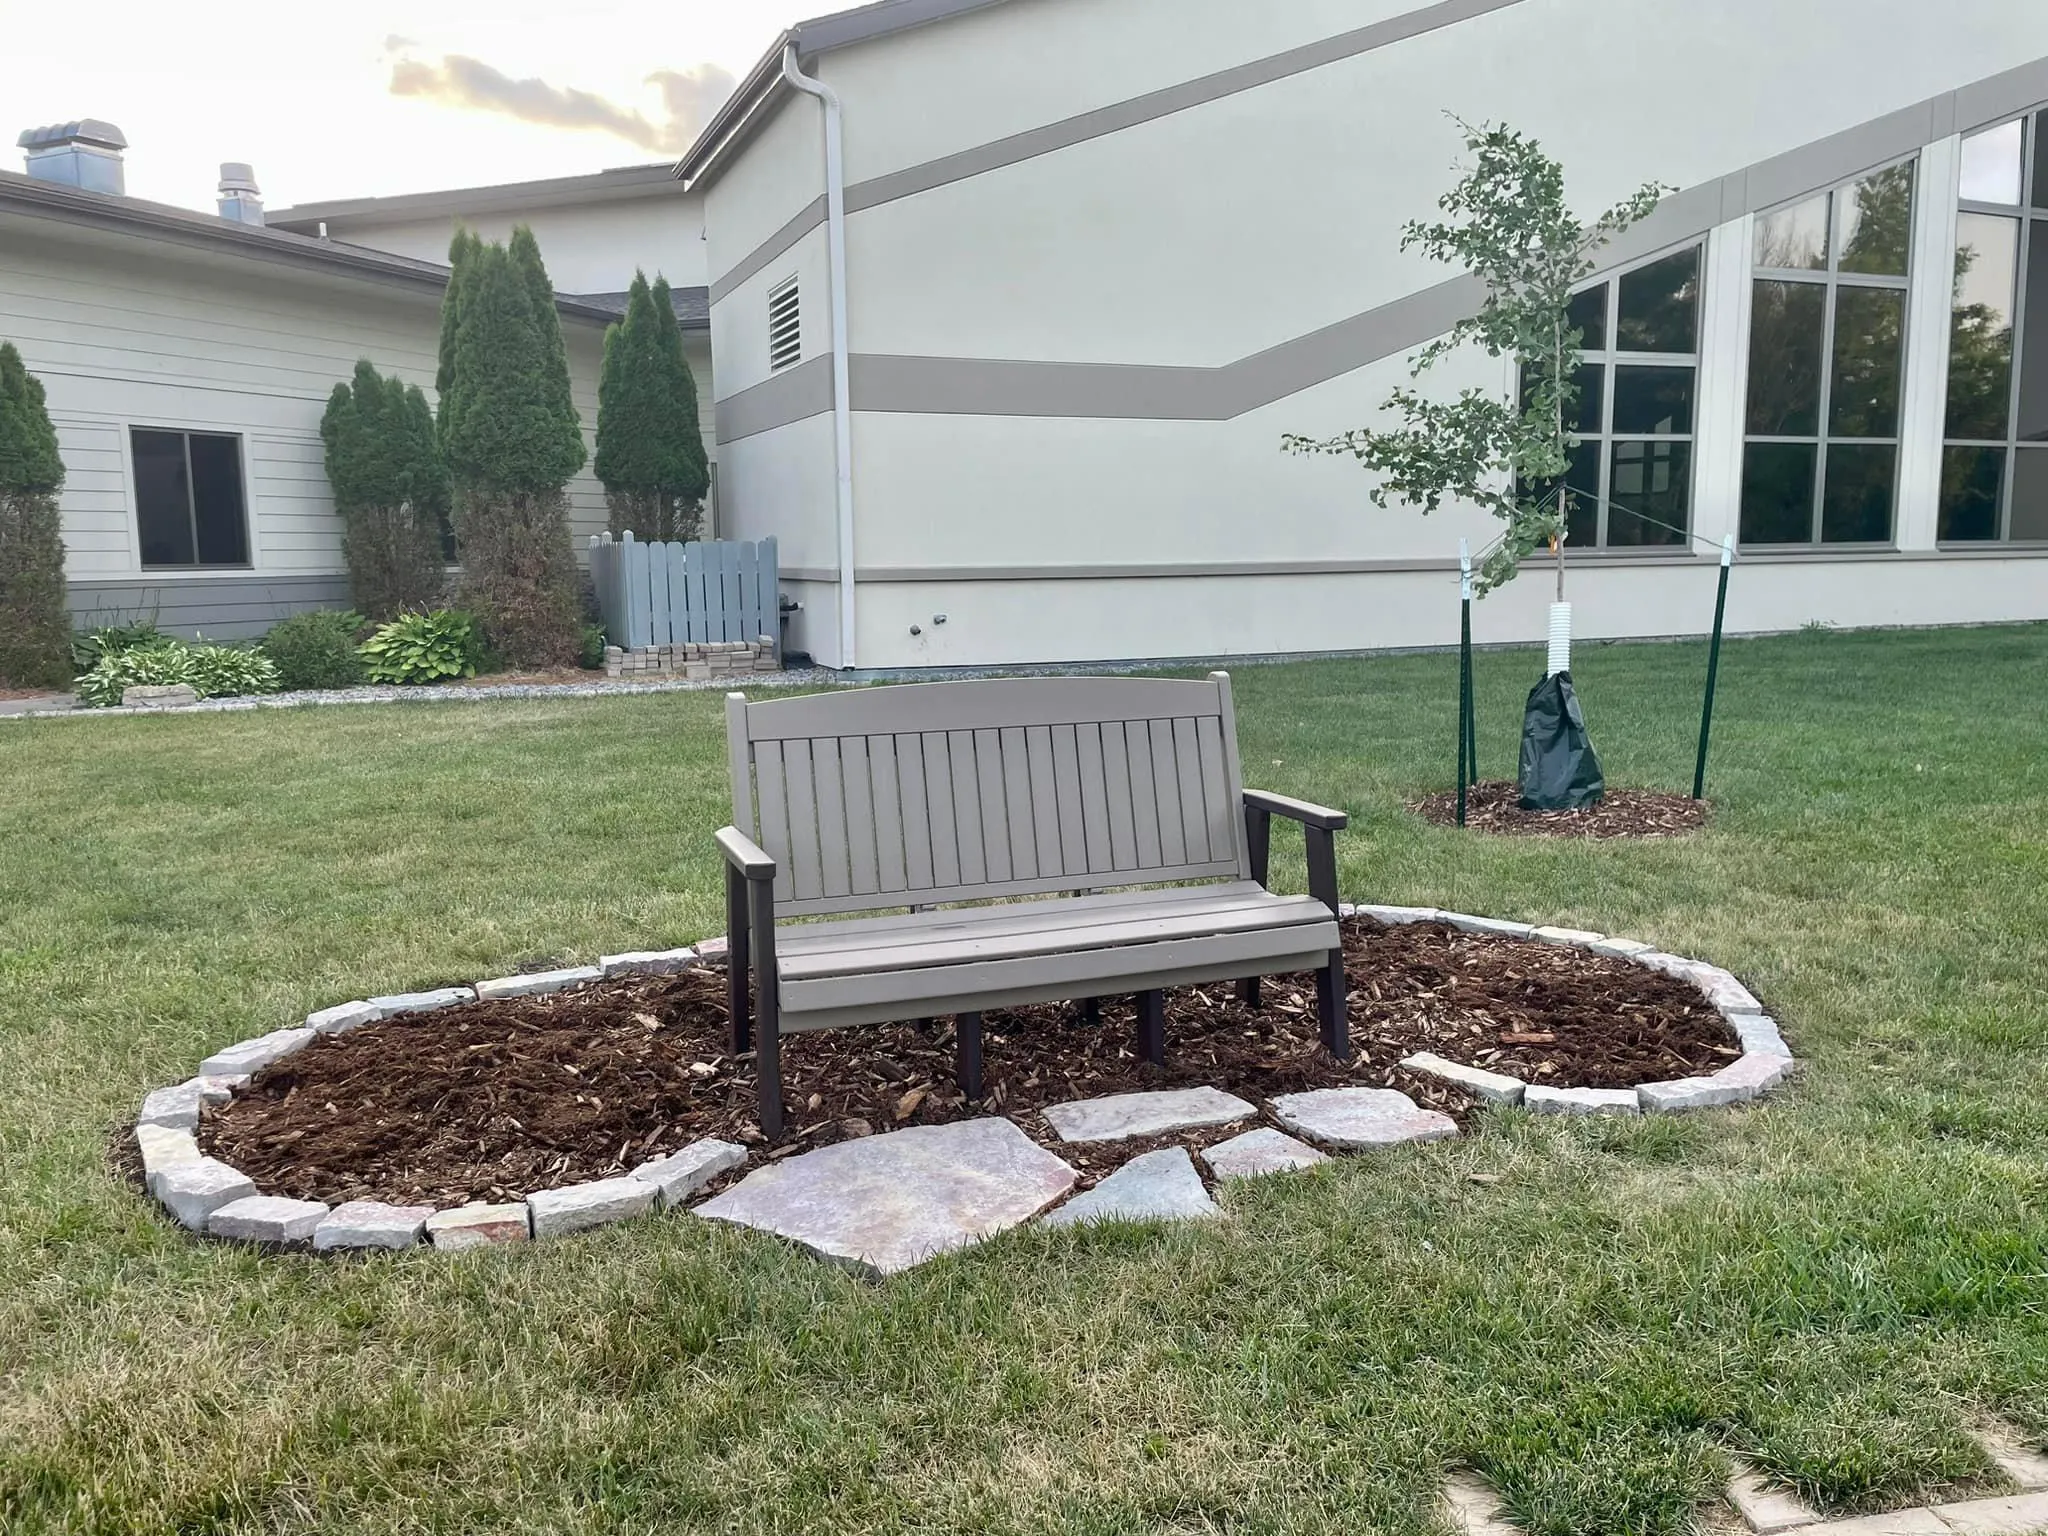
top-left (566, 287), bottom-right (711, 329)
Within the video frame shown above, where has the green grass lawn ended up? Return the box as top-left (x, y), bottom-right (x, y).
top-left (3, 624), bottom-right (2045, 1536)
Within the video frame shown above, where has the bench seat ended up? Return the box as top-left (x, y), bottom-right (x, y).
top-left (771, 882), bottom-right (1339, 1031)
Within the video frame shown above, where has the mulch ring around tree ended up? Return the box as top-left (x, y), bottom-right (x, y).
top-left (1411, 780), bottom-right (1711, 838)
top-left (198, 917), bottom-right (1739, 1208)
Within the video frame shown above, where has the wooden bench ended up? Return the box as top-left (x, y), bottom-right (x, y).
top-left (716, 673), bottom-right (1349, 1135)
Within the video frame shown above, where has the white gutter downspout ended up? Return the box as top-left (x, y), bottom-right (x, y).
top-left (781, 43), bottom-right (858, 669)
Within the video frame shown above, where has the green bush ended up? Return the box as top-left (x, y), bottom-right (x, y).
top-left (578, 623), bottom-right (607, 670)
top-left (358, 610), bottom-right (482, 685)
top-left (75, 638), bottom-right (280, 707)
top-left (71, 620), bottom-right (165, 675)
top-left (0, 341), bottom-right (72, 690)
top-left (261, 610), bottom-right (368, 691)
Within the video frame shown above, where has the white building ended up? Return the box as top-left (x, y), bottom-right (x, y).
top-left (0, 129), bottom-right (711, 637)
top-left (681, 0), bottom-right (2048, 669)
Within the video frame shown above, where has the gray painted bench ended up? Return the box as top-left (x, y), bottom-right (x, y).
top-left (716, 673), bottom-right (1349, 1135)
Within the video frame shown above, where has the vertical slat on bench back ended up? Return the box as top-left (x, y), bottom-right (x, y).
top-left (727, 676), bottom-right (1250, 918)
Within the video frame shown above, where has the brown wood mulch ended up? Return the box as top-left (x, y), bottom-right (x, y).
top-left (1411, 780), bottom-right (1711, 838)
top-left (199, 917), bottom-right (1740, 1208)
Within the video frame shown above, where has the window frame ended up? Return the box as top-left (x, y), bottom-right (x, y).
top-left (1942, 109), bottom-right (2048, 545)
top-left (128, 425), bottom-right (253, 572)
top-left (1544, 241), bottom-right (1705, 550)
top-left (1741, 154), bottom-right (1918, 548)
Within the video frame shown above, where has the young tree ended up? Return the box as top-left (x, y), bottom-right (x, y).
top-left (0, 341), bottom-right (71, 689)
top-left (1283, 120), bottom-right (1665, 595)
top-left (436, 227), bottom-right (483, 421)
top-left (595, 271), bottom-right (711, 541)
top-left (439, 235), bottom-right (585, 666)
top-left (320, 359), bottom-right (449, 619)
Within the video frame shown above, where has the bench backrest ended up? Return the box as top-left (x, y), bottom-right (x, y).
top-left (727, 674), bottom-right (1252, 918)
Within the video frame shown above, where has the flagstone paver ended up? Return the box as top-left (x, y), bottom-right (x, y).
top-left (1042, 1147), bottom-right (1218, 1227)
top-left (1200, 1128), bottom-right (1329, 1181)
top-left (1270, 1087), bottom-right (1459, 1150)
top-left (1040, 1086), bottom-right (1256, 1143)
top-left (696, 1118), bottom-right (1077, 1276)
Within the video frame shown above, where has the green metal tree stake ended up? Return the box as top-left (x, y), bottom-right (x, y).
top-left (1693, 534), bottom-right (1734, 800)
top-left (1457, 540), bottom-right (1473, 825)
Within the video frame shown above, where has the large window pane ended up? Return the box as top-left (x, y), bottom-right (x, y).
top-left (1836, 162), bottom-right (1914, 276)
top-left (1830, 286), bottom-right (1905, 437)
top-left (2020, 226), bottom-right (2048, 442)
top-left (1961, 120), bottom-right (2025, 205)
top-left (1756, 194), bottom-right (1829, 269)
top-left (132, 429), bottom-right (195, 568)
top-left (1820, 443), bottom-right (1896, 542)
top-left (187, 434), bottom-right (249, 565)
top-left (1568, 284), bottom-right (1606, 351)
top-left (1607, 440), bottom-right (1689, 545)
top-left (1747, 280), bottom-right (1826, 435)
top-left (1612, 366), bottom-right (1694, 434)
top-left (1522, 439), bottom-right (1599, 549)
top-left (1740, 442), bottom-right (1817, 542)
top-left (1938, 445), bottom-right (2004, 540)
top-left (2033, 121), bottom-right (2048, 211)
top-left (1520, 362), bottom-right (1602, 433)
top-left (1946, 213), bottom-right (2020, 438)
top-left (2013, 448), bottom-right (2048, 539)
top-left (1615, 249), bottom-right (1700, 353)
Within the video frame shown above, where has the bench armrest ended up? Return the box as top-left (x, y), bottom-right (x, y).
top-left (1243, 788), bottom-right (1348, 832)
top-left (716, 826), bottom-right (777, 882)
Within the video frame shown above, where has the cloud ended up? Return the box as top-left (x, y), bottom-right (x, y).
top-left (387, 51), bottom-right (736, 154)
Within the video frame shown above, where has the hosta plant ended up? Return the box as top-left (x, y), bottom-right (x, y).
top-left (75, 638), bottom-right (280, 707)
top-left (358, 609), bottom-right (482, 685)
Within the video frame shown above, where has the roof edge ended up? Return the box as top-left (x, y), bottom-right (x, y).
top-left (271, 162), bottom-right (685, 232)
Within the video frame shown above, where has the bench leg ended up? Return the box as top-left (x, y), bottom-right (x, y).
top-left (956, 1011), bottom-right (984, 1100)
top-left (725, 864), bottom-right (751, 1054)
top-left (1135, 989), bottom-right (1166, 1067)
top-left (1316, 951), bottom-right (1350, 1060)
top-left (1079, 996), bottom-right (1101, 1026)
top-left (1237, 975), bottom-right (1262, 1010)
top-left (747, 879), bottom-right (784, 1138)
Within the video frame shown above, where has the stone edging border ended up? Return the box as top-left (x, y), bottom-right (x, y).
top-left (132, 908), bottom-right (1793, 1255)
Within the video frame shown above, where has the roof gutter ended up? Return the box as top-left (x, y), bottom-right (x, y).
top-left (780, 42), bottom-right (859, 669)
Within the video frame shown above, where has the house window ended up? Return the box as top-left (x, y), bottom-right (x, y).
top-left (130, 428), bottom-right (250, 568)
top-left (1522, 245), bottom-right (1703, 548)
top-left (1939, 113), bottom-right (2048, 542)
top-left (1740, 160), bottom-right (1917, 545)
top-left (767, 277), bottom-right (801, 372)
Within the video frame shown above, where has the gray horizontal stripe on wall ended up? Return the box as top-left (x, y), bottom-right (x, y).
top-left (716, 354), bottom-right (835, 442)
top-left (708, 0), bottom-right (1527, 301)
top-left (768, 552), bottom-right (1706, 583)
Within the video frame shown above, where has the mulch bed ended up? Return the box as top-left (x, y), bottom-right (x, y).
top-left (199, 917), bottom-right (1740, 1207)
top-left (1411, 780), bottom-right (1711, 838)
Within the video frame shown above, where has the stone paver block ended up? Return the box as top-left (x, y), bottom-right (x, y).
top-left (138, 1079), bottom-right (205, 1130)
top-left (633, 1139), bottom-right (747, 1208)
top-left (367, 987), bottom-right (476, 1018)
top-left (1524, 1084), bottom-right (1642, 1117)
top-left (1401, 1051), bottom-right (1527, 1105)
top-left (306, 1000), bottom-right (380, 1036)
top-left (1355, 904), bottom-right (1442, 925)
top-left (600, 948), bottom-right (697, 979)
top-left (208, 1195), bottom-right (329, 1245)
top-left (1727, 1459), bottom-right (1822, 1533)
top-left (1712, 1054), bottom-right (1794, 1096)
top-left (1931, 1491), bottom-right (2048, 1535)
top-left (135, 1123), bottom-right (202, 1190)
top-left (1531, 925), bottom-right (1606, 947)
top-left (1974, 1421), bottom-right (2048, 1489)
top-left (1442, 913), bottom-right (1536, 941)
top-left (314, 1201), bottom-right (437, 1252)
top-left (528, 1176), bottom-right (657, 1239)
top-left (1775, 1510), bottom-right (1948, 1536)
top-left (475, 966), bottom-right (602, 1002)
top-left (1042, 1147), bottom-right (1219, 1228)
top-left (1691, 964), bottom-right (1765, 1014)
top-left (426, 1204), bottom-right (531, 1250)
top-left (1634, 951), bottom-right (1710, 982)
top-left (199, 1026), bottom-right (315, 1078)
top-left (198, 1075), bottom-right (243, 1102)
top-left (123, 683), bottom-right (199, 708)
top-left (1639, 1074), bottom-right (1767, 1113)
top-left (694, 936), bottom-right (729, 964)
top-left (695, 1117), bottom-right (1078, 1277)
top-left (1734, 1015), bottom-right (1791, 1057)
top-left (1040, 1086), bottom-right (1255, 1143)
top-left (1200, 1128), bottom-right (1329, 1181)
top-left (1270, 1087), bottom-right (1460, 1150)
top-left (1588, 936), bottom-right (1655, 958)
top-left (1443, 1472), bottom-right (1520, 1536)
top-left (155, 1159), bottom-right (258, 1230)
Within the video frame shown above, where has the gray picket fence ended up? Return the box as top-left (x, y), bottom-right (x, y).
top-left (589, 532), bottom-right (779, 653)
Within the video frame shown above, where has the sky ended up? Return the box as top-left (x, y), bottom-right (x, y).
top-left (1, 0), bottom-right (798, 211)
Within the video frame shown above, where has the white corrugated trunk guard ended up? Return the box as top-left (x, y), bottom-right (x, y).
top-left (1546, 602), bottom-right (1573, 678)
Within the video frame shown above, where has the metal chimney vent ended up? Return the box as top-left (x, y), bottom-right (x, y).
top-left (18, 119), bottom-right (127, 195)
top-left (217, 162), bottom-right (264, 226)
